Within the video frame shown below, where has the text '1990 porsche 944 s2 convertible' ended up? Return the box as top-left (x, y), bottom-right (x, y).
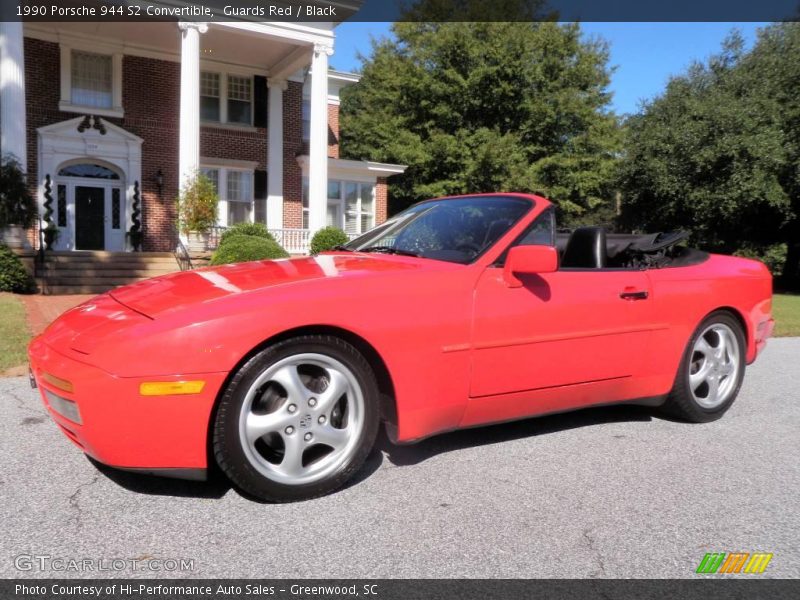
top-left (28, 193), bottom-right (774, 501)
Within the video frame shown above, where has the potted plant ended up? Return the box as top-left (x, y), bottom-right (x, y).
top-left (43, 222), bottom-right (60, 251)
top-left (127, 229), bottom-right (143, 252)
top-left (0, 155), bottom-right (35, 250)
top-left (177, 171), bottom-right (218, 252)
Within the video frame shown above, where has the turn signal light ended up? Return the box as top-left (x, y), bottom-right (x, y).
top-left (41, 371), bottom-right (74, 393)
top-left (139, 381), bottom-right (206, 396)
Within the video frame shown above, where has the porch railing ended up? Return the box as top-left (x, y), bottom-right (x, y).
top-left (207, 227), bottom-right (361, 255)
top-left (269, 228), bottom-right (312, 254)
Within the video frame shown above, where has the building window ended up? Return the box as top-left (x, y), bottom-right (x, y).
top-left (200, 71), bottom-right (253, 125)
top-left (59, 45), bottom-right (122, 117)
top-left (71, 50), bottom-right (113, 109)
top-left (57, 185), bottom-right (67, 227)
top-left (111, 189), bottom-right (121, 229)
top-left (202, 166), bottom-right (253, 226)
top-left (303, 179), bottom-right (376, 234)
top-left (200, 72), bottom-right (221, 122)
top-left (227, 75), bottom-right (252, 125)
top-left (226, 170), bottom-right (252, 223)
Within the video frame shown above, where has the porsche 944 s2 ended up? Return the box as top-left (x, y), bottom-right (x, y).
top-left (28, 193), bottom-right (774, 501)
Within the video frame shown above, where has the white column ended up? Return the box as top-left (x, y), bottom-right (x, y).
top-left (307, 42), bottom-right (332, 234)
top-left (267, 78), bottom-right (286, 228)
top-left (177, 22), bottom-right (207, 187)
top-left (0, 21), bottom-right (27, 171)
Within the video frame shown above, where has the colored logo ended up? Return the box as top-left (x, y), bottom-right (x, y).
top-left (696, 552), bottom-right (773, 574)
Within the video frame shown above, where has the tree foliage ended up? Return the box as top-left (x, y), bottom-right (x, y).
top-left (618, 24), bottom-right (800, 285)
top-left (340, 19), bottom-right (620, 226)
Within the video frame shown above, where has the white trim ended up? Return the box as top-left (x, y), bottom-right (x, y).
top-left (58, 44), bottom-right (124, 117)
top-left (24, 22), bottom-right (332, 76)
top-left (200, 157), bottom-right (259, 170)
top-left (297, 155), bottom-right (407, 180)
top-left (37, 117), bottom-right (142, 252)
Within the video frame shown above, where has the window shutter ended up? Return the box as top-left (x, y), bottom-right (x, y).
top-left (253, 75), bottom-right (267, 128)
top-left (254, 169), bottom-right (267, 199)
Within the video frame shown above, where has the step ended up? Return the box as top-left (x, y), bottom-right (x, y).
top-left (37, 267), bottom-right (179, 278)
top-left (43, 276), bottom-right (152, 287)
top-left (42, 256), bottom-right (179, 265)
top-left (41, 284), bottom-right (122, 295)
top-left (45, 251), bottom-right (175, 258)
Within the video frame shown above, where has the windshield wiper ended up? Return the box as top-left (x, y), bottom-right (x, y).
top-left (331, 245), bottom-right (352, 251)
top-left (359, 245), bottom-right (421, 257)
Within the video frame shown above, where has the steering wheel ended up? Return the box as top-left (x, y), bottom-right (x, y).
top-left (455, 242), bottom-right (481, 256)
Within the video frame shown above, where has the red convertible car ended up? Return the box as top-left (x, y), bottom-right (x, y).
top-left (28, 193), bottom-right (774, 501)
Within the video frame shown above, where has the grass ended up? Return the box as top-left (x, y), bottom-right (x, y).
top-left (773, 293), bottom-right (800, 337)
top-left (0, 293), bottom-right (31, 374)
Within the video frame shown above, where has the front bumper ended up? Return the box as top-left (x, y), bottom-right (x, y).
top-left (28, 337), bottom-right (228, 473)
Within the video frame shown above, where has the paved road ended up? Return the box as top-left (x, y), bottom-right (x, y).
top-left (1, 339), bottom-right (798, 579)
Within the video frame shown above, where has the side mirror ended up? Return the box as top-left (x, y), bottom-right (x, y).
top-left (503, 245), bottom-right (558, 288)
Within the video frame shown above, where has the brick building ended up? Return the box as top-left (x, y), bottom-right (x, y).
top-left (0, 18), bottom-right (405, 255)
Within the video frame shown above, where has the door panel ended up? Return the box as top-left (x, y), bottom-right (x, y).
top-left (470, 267), bottom-right (654, 398)
top-left (75, 186), bottom-right (105, 250)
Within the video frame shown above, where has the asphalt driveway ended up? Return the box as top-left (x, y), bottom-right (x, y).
top-left (1, 338), bottom-right (797, 579)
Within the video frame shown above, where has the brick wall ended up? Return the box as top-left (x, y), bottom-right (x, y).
top-left (328, 103), bottom-right (339, 159)
top-left (376, 177), bottom-right (388, 225)
top-left (283, 81), bottom-right (304, 229)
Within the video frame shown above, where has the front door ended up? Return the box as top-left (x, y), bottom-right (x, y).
top-left (470, 268), bottom-right (655, 398)
top-left (75, 186), bottom-right (105, 250)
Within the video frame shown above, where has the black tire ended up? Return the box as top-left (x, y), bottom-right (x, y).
top-left (213, 335), bottom-right (380, 502)
top-left (662, 311), bottom-right (746, 423)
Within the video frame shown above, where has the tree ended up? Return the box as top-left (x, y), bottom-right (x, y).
top-left (340, 18), bottom-right (621, 226)
top-left (618, 25), bottom-right (800, 287)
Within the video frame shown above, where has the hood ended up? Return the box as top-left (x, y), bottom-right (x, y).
top-left (110, 253), bottom-right (423, 318)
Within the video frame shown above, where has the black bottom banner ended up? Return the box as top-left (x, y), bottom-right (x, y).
top-left (3, 579), bottom-right (798, 600)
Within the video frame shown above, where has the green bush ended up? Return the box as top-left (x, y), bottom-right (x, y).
top-left (0, 243), bottom-right (35, 293)
top-left (210, 235), bottom-right (289, 265)
top-left (734, 243), bottom-right (787, 277)
top-left (219, 222), bottom-right (276, 245)
top-left (310, 226), bottom-right (349, 255)
top-left (0, 155), bottom-right (35, 229)
top-left (177, 171), bottom-right (218, 235)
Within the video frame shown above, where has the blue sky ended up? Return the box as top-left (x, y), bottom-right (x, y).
top-left (332, 22), bottom-right (767, 115)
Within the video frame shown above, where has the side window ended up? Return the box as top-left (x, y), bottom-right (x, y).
top-left (517, 206), bottom-right (555, 247)
top-left (494, 206), bottom-right (555, 266)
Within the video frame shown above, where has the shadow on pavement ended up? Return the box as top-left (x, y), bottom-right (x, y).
top-left (88, 403), bottom-right (664, 500)
top-left (379, 403), bottom-right (660, 467)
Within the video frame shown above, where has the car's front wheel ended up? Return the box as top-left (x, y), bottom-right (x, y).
top-left (663, 311), bottom-right (746, 422)
top-left (213, 335), bottom-right (380, 502)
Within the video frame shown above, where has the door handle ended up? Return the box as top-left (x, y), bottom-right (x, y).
top-left (620, 290), bottom-right (648, 300)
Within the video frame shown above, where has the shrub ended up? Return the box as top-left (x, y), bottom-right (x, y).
top-left (0, 155), bottom-right (35, 229)
top-left (310, 226), bottom-right (349, 255)
top-left (734, 243), bottom-right (787, 277)
top-left (0, 243), bottom-right (35, 293)
top-left (210, 235), bottom-right (289, 265)
top-left (219, 222), bottom-right (276, 245)
top-left (177, 171), bottom-right (218, 235)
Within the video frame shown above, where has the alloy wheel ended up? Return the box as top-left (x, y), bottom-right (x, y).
top-left (238, 353), bottom-right (365, 485)
top-left (688, 323), bottom-right (741, 409)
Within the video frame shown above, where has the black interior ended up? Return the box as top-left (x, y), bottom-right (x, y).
top-left (560, 227), bottom-right (608, 268)
top-left (555, 228), bottom-right (708, 270)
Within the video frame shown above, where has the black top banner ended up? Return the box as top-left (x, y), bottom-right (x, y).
top-left (1, 0), bottom-right (799, 23)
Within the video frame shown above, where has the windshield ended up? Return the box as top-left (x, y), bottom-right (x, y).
top-left (344, 196), bottom-right (532, 264)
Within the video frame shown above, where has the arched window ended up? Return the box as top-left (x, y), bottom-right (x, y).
top-left (57, 163), bottom-right (120, 179)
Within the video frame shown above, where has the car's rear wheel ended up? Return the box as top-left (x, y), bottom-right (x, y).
top-left (663, 311), bottom-right (746, 422)
top-left (213, 335), bottom-right (380, 502)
